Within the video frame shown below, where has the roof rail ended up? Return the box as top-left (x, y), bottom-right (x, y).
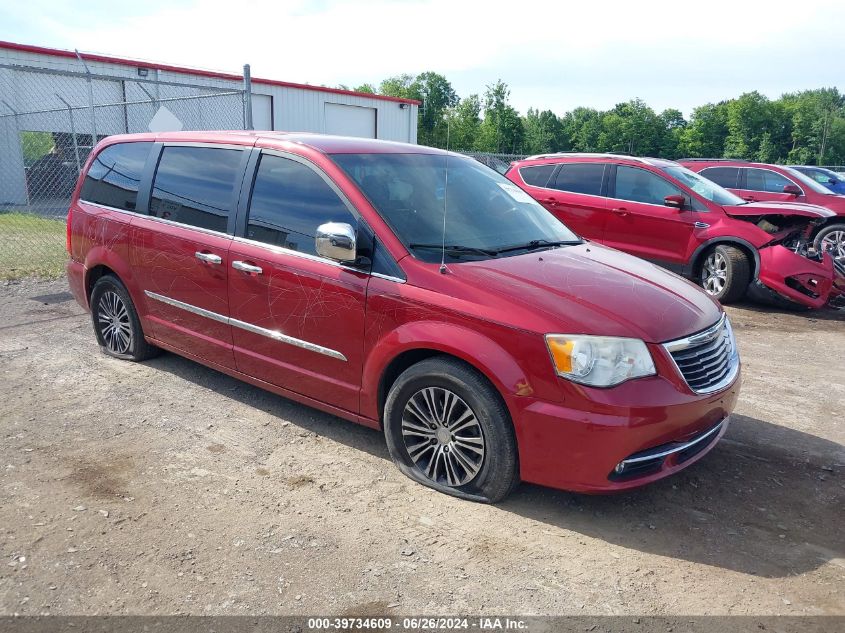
top-left (677, 158), bottom-right (750, 163)
top-left (522, 152), bottom-right (651, 164)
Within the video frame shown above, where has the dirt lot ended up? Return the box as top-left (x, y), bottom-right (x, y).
top-left (0, 277), bottom-right (842, 616)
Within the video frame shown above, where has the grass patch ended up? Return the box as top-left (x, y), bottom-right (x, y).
top-left (0, 212), bottom-right (67, 280)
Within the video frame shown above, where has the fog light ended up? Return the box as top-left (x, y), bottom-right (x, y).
top-left (614, 462), bottom-right (625, 474)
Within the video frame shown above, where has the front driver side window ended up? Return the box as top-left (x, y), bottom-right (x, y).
top-left (614, 165), bottom-right (682, 206)
top-left (247, 154), bottom-right (357, 256)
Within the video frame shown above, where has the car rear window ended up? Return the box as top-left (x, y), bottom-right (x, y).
top-left (699, 167), bottom-right (739, 189)
top-left (149, 146), bottom-right (243, 233)
top-left (80, 142), bottom-right (152, 211)
top-left (519, 164), bottom-right (555, 188)
top-left (551, 163), bottom-right (605, 196)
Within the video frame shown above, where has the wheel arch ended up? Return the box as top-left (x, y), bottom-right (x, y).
top-left (691, 237), bottom-right (760, 281)
top-left (363, 322), bottom-right (532, 430)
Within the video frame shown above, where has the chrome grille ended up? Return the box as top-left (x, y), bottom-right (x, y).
top-left (663, 315), bottom-right (739, 394)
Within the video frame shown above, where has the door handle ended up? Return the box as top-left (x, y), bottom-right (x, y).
top-left (611, 207), bottom-right (629, 216)
top-left (232, 260), bottom-right (263, 274)
top-left (543, 197), bottom-right (558, 206)
top-left (195, 251), bottom-right (222, 264)
top-left (743, 196), bottom-right (756, 202)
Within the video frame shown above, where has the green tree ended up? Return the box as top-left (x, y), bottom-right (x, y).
top-left (522, 108), bottom-right (565, 154)
top-left (378, 74), bottom-right (420, 101)
top-left (724, 91), bottom-right (790, 161)
top-left (445, 94), bottom-right (481, 150)
top-left (561, 107), bottom-right (603, 151)
top-left (353, 83), bottom-right (376, 94)
top-left (475, 80), bottom-right (524, 153)
top-left (677, 102), bottom-right (729, 158)
top-left (415, 71), bottom-right (458, 148)
top-left (596, 99), bottom-right (664, 156)
top-left (659, 108), bottom-right (686, 159)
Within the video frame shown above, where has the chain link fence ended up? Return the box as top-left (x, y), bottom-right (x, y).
top-left (458, 151), bottom-right (527, 174)
top-left (0, 62), bottom-right (249, 279)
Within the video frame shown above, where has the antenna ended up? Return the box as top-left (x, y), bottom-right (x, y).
top-left (439, 154), bottom-right (449, 274)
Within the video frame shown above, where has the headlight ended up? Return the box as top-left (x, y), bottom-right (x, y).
top-left (545, 334), bottom-right (656, 387)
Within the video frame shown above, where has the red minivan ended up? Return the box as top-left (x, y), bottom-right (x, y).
top-left (506, 154), bottom-right (840, 309)
top-left (67, 132), bottom-right (740, 502)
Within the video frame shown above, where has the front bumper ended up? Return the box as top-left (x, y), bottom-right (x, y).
top-left (510, 372), bottom-right (740, 493)
top-left (756, 245), bottom-right (836, 309)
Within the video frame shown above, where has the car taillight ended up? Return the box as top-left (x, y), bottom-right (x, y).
top-left (66, 206), bottom-right (73, 255)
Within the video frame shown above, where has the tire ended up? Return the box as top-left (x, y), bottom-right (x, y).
top-left (699, 245), bottom-right (751, 304)
top-left (814, 223), bottom-right (845, 265)
top-left (383, 356), bottom-right (519, 503)
top-left (90, 275), bottom-right (159, 361)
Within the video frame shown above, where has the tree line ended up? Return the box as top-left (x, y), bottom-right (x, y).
top-left (341, 74), bottom-right (845, 165)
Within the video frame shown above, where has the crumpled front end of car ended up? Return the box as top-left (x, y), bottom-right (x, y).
top-left (754, 244), bottom-right (836, 309)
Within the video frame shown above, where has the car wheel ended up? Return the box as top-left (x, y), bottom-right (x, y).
top-left (815, 223), bottom-right (845, 265)
top-left (699, 245), bottom-right (750, 303)
top-left (90, 275), bottom-right (159, 361)
top-left (383, 356), bottom-right (519, 503)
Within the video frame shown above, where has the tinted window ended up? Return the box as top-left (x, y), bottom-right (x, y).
top-left (519, 164), bottom-right (555, 187)
top-left (551, 163), bottom-right (605, 195)
top-left (331, 153), bottom-right (579, 264)
top-left (81, 142), bottom-right (152, 211)
top-left (246, 154), bottom-right (356, 255)
top-left (700, 167), bottom-right (739, 189)
top-left (614, 165), bottom-right (683, 205)
top-left (149, 146), bottom-right (243, 232)
top-left (745, 168), bottom-right (794, 193)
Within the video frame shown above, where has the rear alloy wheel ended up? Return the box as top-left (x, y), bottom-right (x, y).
top-left (90, 275), bottom-right (159, 361)
top-left (700, 245), bottom-right (750, 304)
top-left (384, 357), bottom-right (519, 503)
top-left (815, 223), bottom-right (845, 264)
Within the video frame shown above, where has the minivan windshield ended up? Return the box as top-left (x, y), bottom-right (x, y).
top-left (784, 166), bottom-right (837, 195)
top-left (659, 163), bottom-right (747, 207)
top-left (331, 153), bottom-right (580, 262)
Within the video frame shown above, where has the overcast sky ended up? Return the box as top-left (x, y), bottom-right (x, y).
top-left (1, 0), bottom-right (843, 118)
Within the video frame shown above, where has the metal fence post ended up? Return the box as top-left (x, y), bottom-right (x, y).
top-left (56, 95), bottom-right (81, 174)
top-left (243, 64), bottom-right (253, 131)
top-left (1, 98), bottom-right (29, 206)
top-left (75, 50), bottom-right (98, 151)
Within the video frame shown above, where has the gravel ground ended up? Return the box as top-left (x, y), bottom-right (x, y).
top-left (0, 278), bottom-right (842, 616)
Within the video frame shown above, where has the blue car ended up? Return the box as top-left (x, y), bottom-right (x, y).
top-left (790, 165), bottom-right (845, 195)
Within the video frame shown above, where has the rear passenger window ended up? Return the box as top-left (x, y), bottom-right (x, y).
top-left (519, 164), bottom-right (555, 187)
top-left (80, 142), bottom-right (152, 211)
top-left (745, 168), bottom-right (794, 193)
top-left (700, 167), bottom-right (739, 188)
top-left (246, 154), bottom-right (356, 256)
top-left (149, 146), bottom-right (243, 233)
top-left (551, 163), bottom-right (605, 196)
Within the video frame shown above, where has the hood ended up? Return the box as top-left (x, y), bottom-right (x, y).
top-left (722, 201), bottom-right (835, 219)
top-left (445, 243), bottom-right (721, 343)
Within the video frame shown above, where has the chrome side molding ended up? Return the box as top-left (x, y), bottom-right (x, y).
top-left (144, 290), bottom-right (347, 362)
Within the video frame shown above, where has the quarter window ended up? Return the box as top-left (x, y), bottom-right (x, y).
top-left (149, 146), bottom-right (243, 233)
top-left (745, 168), bottom-right (794, 194)
top-left (700, 167), bottom-right (739, 189)
top-left (246, 154), bottom-right (356, 256)
top-left (614, 165), bottom-right (683, 206)
top-left (551, 163), bottom-right (605, 196)
top-left (80, 142), bottom-right (152, 211)
top-left (519, 164), bottom-right (556, 188)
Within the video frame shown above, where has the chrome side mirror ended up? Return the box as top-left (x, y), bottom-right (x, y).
top-left (315, 222), bottom-right (357, 262)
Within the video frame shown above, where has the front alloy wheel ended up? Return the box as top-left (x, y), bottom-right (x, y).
top-left (383, 357), bottom-right (519, 503)
top-left (401, 387), bottom-right (485, 487)
top-left (702, 251), bottom-right (727, 296)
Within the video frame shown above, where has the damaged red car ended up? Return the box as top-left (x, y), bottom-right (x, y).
top-left (506, 154), bottom-right (843, 309)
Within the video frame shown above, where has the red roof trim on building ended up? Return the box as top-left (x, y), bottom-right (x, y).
top-left (0, 40), bottom-right (421, 106)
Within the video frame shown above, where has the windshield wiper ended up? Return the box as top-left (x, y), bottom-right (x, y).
top-left (408, 243), bottom-right (498, 257)
top-left (489, 239), bottom-right (582, 255)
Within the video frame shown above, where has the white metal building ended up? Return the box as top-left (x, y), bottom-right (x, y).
top-left (0, 40), bottom-right (419, 207)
